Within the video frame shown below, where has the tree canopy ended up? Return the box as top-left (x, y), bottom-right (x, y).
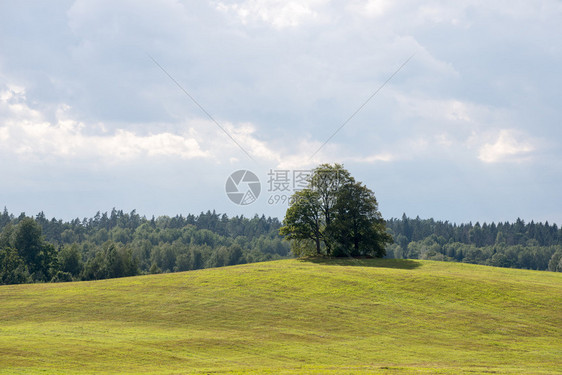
top-left (385, 215), bottom-right (562, 271)
top-left (0, 209), bottom-right (290, 285)
top-left (280, 164), bottom-right (392, 257)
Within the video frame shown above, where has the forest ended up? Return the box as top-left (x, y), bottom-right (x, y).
top-left (1, 208), bottom-right (561, 285)
top-left (386, 215), bottom-right (562, 271)
top-left (0, 208), bottom-right (290, 284)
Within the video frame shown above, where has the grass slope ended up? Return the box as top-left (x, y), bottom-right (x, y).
top-left (1, 259), bottom-right (561, 374)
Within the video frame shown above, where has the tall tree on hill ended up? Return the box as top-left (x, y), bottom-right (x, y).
top-left (280, 164), bottom-right (392, 257)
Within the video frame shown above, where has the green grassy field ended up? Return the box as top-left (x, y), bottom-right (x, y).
top-left (1, 258), bottom-right (561, 374)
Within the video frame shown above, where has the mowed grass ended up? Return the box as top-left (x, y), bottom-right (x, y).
top-left (0, 259), bottom-right (561, 374)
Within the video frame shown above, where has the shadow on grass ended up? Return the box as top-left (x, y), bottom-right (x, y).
top-left (300, 257), bottom-right (422, 270)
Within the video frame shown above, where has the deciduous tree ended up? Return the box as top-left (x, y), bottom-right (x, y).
top-left (280, 164), bottom-right (392, 257)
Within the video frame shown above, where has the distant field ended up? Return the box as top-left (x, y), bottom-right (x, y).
top-left (1, 258), bottom-right (561, 374)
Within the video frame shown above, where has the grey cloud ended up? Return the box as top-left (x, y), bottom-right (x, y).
top-left (0, 0), bottom-right (560, 222)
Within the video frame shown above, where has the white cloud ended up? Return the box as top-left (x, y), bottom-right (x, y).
top-left (0, 84), bottom-right (315, 168)
top-left (394, 94), bottom-right (474, 123)
top-left (348, 152), bottom-right (395, 163)
top-left (1, 117), bottom-right (210, 162)
top-left (478, 129), bottom-right (535, 163)
top-left (0, 85), bottom-right (277, 163)
top-left (415, 3), bottom-right (471, 27)
top-left (0, 127), bottom-right (8, 142)
top-left (346, 0), bottom-right (392, 18)
top-left (225, 122), bottom-right (281, 163)
top-left (215, 0), bottom-right (328, 28)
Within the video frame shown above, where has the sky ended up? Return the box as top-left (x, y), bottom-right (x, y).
top-left (0, 0), bottom-right (561, 224)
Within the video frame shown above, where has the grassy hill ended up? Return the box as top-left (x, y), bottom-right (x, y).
top-left (1, 258), bottom-right (561, 374)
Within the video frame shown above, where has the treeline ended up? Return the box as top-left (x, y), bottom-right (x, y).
top-left (0, 208), bottom-right (290, 285)
top-left (3, 208), bottom-right (562, 285)
top-left (386, 215), bottom-right (562, 272)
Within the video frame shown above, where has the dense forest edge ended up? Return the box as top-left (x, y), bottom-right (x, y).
top-left (1, 208), bottom-right (561, 285)
top-left (386, 215), bottom-right (562, 271)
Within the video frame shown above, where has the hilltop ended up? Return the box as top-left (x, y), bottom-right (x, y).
top-left (1, 259), bottom-right (561, 374)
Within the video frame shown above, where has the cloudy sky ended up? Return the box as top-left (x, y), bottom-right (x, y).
top-left (1, 0), bottom-right (561, 224)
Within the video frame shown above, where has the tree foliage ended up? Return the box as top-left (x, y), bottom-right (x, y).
top-left (331, 182), bottom-right (392, 257)
top-left (0, 247), bottom-right (31, 285)
top-left (0, 208), bottom-right (291, 285)
top-left (386, 215), bottom-right (562, 271)
top-left (279, 190), bottom-right (323, 256)
top-left (280, 164), bottom-right (392, 257)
